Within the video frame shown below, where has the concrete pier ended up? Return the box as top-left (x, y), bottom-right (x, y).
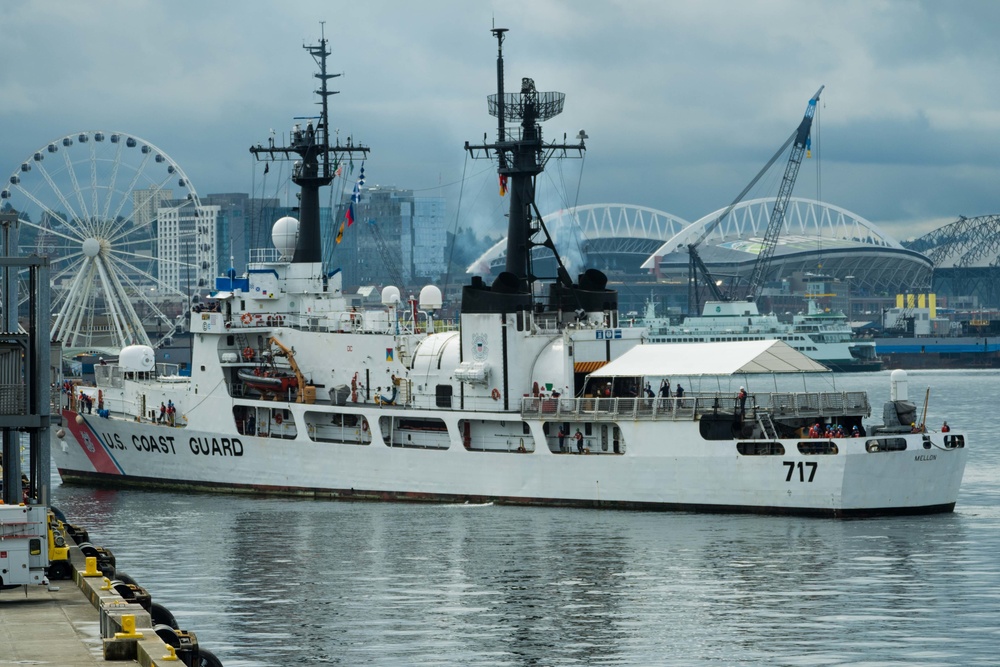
top-left (1, 520), bottom-right (217, 666)
top-left (0, 577), bottom-right (103, 664)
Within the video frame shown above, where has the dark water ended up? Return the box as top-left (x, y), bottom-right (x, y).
top-left (51, 370), bottom-right (1000, 666)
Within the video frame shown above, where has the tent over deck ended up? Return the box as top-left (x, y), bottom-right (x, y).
top-left (589, 340), bottom-right (828, 378)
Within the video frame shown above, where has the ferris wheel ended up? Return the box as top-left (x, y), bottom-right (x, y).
top-left (1, 131), bottom-right (214, 352)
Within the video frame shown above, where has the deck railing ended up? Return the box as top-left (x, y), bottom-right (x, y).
top-left (520, 391), bottom-right (870, 422)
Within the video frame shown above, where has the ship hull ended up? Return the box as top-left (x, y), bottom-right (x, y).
top-left (821, 358), bottom-right (884, 373)
top-left (54, 408), bottom-right (966, 518)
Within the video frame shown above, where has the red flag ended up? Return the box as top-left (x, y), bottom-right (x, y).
top-left (499, 174), bottom-right (508, 196)
top-left (345, 203), bottom-right (354, 227)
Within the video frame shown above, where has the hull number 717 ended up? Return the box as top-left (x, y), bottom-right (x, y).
top-left (784, 461), bottom-right (817, 482)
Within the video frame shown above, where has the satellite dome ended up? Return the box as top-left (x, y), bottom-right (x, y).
top-left (381, 285), bottom-right (401, 305)
top-left (119, 345), bottom-right (155, 372)
top-left (418, 285), bottom-right (443, 311)
top-left (271, 216), bottom-right (299, 259)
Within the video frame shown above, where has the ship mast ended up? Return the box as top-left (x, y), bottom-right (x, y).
top-left (464, 28), bottom-right (600, 314)
top-left (250, 32), bottom-right (369, 264)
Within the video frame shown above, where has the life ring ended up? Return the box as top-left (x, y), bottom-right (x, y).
top-left (240, 313), bottom-right (252, 324)
top-left (362, 420), bottom-right (369, 432)
top-left (274, 413), bottom-right (283, 425)
top-left (491, 388), bottom-right (501, 401)
top-left (242, 347), bottom-right (254, 361)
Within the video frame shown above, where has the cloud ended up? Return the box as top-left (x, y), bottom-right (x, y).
top-left (0, 0), bottom-right (996, 248)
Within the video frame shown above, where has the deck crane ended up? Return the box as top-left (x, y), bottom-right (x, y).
top-left (685, 86), bottom-right (824, 314)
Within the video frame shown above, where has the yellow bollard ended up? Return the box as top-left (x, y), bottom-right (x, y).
top-left (161, 645), bottom-right (180, 661)
top-left (100, 577), bottom-right (113, 591)
top-left (82, 556), bottom-right (101, 577)
top-left (114, 614), bottom-right (144, 639)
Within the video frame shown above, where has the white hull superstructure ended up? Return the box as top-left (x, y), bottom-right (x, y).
top-left (52, 30), bottom-right (965, 518)
top-left (55, 344), bottom-right (965, 516)
top-left (642, 300), bottom-right (881, 373)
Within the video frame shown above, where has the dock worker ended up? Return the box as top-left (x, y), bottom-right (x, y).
top-left (158, 402), bottom-right (166, 423)
top-left (736, 386), bottom-right (748, 418)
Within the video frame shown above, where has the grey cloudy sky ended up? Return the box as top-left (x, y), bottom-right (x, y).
top-left (1, 0), bottom-right (997, 243)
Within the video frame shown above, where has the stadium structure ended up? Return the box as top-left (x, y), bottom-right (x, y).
top-left (469, 197), bottom-right (934, 317)
top-left (904, 214), bottom-right (1000, 309)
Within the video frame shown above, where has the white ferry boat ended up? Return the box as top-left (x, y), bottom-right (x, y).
top-left (52, 31), bottom-right (965, 517)
top-left (642, 299), bottom-right (882, 373)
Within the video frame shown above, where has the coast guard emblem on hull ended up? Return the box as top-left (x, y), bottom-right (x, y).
top-left (472, 334), bottom-right (489, 360)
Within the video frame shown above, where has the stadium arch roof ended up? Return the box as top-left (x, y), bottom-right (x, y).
top-left (467, 203), bottom-right (689, 274)
top-left (905, 214), bottom-right (1000, 268)
top-left (641, 197), bottom-right (932, 293)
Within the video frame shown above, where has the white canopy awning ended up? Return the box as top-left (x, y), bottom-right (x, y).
top-left (589, 340), bottom-right (829, 377)
top-left (207, 291), bottom-right (233, 300)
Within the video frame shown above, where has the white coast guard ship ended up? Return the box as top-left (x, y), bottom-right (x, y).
top-left (52, 31), bottom-right (966, 517)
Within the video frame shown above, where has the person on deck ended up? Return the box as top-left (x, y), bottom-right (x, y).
top-left (941, 421), bottom-right (950, 433)
top-left (558, 427), bottom-right (567, 453)
top-left (736, 386), bottom-right (748, 418)
top-left (158, 403), bottom-right (166, 423)
top-left (574, 429), bottom-right (584, 453)
top-left (675, 384), bottom-right (684, 398)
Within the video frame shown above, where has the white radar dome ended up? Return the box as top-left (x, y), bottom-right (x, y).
top-left (119, 344), bottom-right (155, 372)
top-left (418, 285), bottom-right (443, 311)
top-left (381, 285), bottom-right (401, 305)
top-left (271, 216), bottom-right (299, 259)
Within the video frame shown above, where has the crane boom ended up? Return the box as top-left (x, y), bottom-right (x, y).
top-left (685, 87), bottom-right (822, 314)
top-left (741, 85), bottom-right (824, 302)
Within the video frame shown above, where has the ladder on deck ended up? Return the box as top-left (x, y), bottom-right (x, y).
top-left (757, 412), bottom-right (780, 440)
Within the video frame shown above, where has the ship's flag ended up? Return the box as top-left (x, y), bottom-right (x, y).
top-left (351, 166), bottom-right (365, 201)
top-left (499, 174), bottom-right (508, 196)
top-left (264, 162), bottom-right (269, 174)
top-left (345, 203), bottom-right (355, 227)
top-left (386, 348), bottom-right (393, 362)
top-left (335, 221), bottom-right (345, 244)
top-left (335, 162), bottom-right (342, 177)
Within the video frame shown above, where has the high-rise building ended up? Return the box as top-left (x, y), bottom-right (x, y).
top-left (199, 193), bottom-right (286, 274)
top-left (156, 198), bottom-right (220, 294)
top-left (331, 186), bottom-right (446, 289)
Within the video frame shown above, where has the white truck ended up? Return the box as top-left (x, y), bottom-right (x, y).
top-left (0, 504), bottom-right (49, 588)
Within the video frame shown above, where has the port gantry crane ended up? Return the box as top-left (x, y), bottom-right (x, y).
top-left (686, 86), bottom-right (824, 315)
